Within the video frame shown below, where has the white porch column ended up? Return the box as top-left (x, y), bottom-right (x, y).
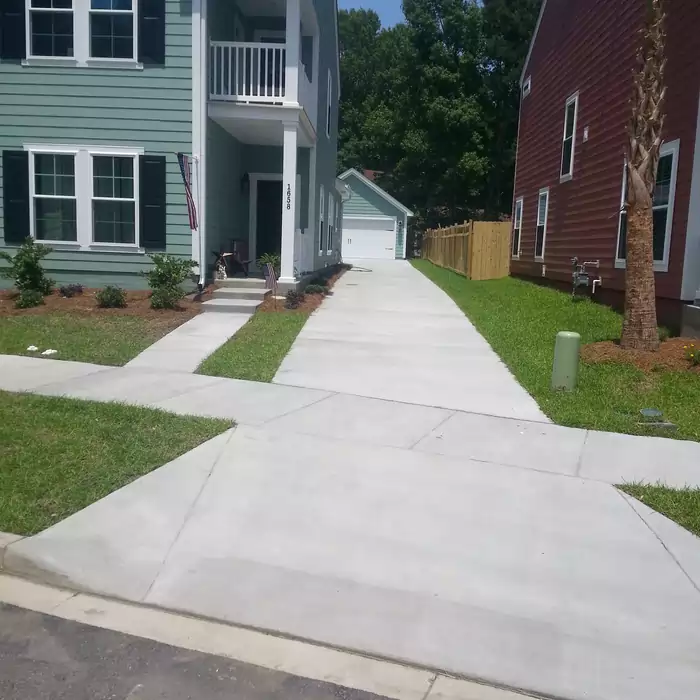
top-left (279, 121), bottom-right (299, 284)
top-left (285, 0), bottom-right (300, 103)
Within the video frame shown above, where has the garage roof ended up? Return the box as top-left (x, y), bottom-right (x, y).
top-left (338, 168), bottom-right (414, 217)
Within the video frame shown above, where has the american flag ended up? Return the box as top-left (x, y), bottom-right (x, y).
top-left (177, 152), bottom-right (198, 230)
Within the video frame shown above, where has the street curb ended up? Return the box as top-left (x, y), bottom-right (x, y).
top-left (0, 532), bottom-right (24, 570)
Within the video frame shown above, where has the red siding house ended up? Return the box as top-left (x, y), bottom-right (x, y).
top-left (512, 0), bottom-right (700, 332)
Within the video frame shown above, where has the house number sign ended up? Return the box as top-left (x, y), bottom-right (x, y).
top-left (286, 184), bottom-right (292, 210)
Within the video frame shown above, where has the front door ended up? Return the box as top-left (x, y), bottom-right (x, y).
top-left (256, 180), bottom-right (283, 259)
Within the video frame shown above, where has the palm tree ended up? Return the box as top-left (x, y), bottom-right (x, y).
top-left (620, 0), bottom-right (666, 351)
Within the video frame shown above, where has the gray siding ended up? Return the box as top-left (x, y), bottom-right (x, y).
top-left (311, 0), bottom-right (340, 269)
top-left (0, 0), bottom-right (193, 289)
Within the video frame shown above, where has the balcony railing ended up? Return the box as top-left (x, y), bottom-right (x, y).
top-left (210, 41), bottom-right (286, 102)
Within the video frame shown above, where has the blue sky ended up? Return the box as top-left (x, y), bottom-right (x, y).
top-left (338, 0), bottom-right (405, 28)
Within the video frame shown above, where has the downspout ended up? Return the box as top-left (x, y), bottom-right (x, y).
top-left (196, 0), bottom-right (208, 289)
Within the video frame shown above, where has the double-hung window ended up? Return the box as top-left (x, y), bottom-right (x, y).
top-left (560, 93), bottom-right (578, 181)
top-left (318, 185), bottom-right (325, 253)
top-left (535, 188), bottom-right (549, 259)
top-left (92, 154), bottom-right (137, 244)
top-left (327, 193), bottom-right (334, 253)
top-left (89, 0), bottom-right (136, 60)
top-left (616, 139), bottom-right (679, 271)
top-left (26, 145), bottom-right (141, 249)
top-left (326, 70), bottom-right (332, 138)
top-left (32, 152), bottom-right (78, 241)
top-left (27, 0), bottom-right (74, 58)
top-left (512, 197), bottom-right (523, 258)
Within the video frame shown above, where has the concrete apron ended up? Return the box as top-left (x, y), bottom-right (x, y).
top-left (5, 423), bottom-right (700, 700)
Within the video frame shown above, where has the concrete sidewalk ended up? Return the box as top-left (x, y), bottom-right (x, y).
top-left (5, 423), bottom-right (700, 700)
top-left (274, 261), bottom-right (548, 423)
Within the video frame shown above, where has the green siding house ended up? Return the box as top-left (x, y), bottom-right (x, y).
top-left (338, 168), bottom-right (413, 260)
top-left (0, 0), bottom-right (341, 290)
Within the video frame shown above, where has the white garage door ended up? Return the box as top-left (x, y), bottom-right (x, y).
top-left (342, 218), bottom-right (396, 259)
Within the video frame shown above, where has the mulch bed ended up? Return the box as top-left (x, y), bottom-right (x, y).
top-left (257, 267), bottom-right (347, 314)
top-left (0, 287), bottom-right (202, 328)
top-left (582, 337), bottom-right (700, 374)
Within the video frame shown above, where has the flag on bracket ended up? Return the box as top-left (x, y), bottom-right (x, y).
top-left (176, 152), bottom-right (198, 231)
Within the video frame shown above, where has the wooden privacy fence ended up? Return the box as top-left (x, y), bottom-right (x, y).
top-left (422, 220), bottom-right (511, 281)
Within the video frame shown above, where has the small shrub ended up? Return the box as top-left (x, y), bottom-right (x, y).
top-left (257, 253), bottom-right (281, 277)
top-left (144, 253), bottom-right (197, 310)
top-left (658, 326), bottom-right (671, 343)
top-left (15, 289), bottom-right (45, 309)
top-left (59, 283), bottom-right (84, 298)
top-left (305, 283), bottom-right (327, 295)
top-left (285, 290), bottom-right (305, 310)
top-left (150, 285), bottom-right (183, 310)
top-left (96, 285), bottom-right (127, 309)
top-left (0, 238), bottom-right (54, 295)
top-left (309, 277), bottom-right (329, 288)
top-left (684, 343), bottom-right (700, 366)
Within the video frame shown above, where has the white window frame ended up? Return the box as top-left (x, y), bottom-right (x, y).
top-left (88, 0), bottom-right (138, 63)
top-left (522, 76), bottom-right (532, 98)
top-left (535, 188), bottom-right (549, 261)
top-left (24, 143), bottom-right (144, 252)
top-left (615, 139), bottom-right (680, 273)
top-left (318, 184), bottom-right (325, 253)
top-left (326, 192), bottom-right (333, 254)
top-left (89, 150), bottom-right (140, 248)
top-left (23, 0), bottom-right (142, 69)
top-left (25, 0), bottom-right (75, 63)
top-left (512, 197), bottom-right (523, 259)
top-left (326, 70), bottom-right (332, 138)
top-left (560, 92), bottom-right (579, 182)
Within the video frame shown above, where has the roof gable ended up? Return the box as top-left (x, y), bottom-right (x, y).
top-left (339, 168), bottom-right (414, 216)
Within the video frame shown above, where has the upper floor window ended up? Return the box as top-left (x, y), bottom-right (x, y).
top-left (522, 76), bottom-right (531, 98)
top-left (28, 0), bottom-right (74, 58)
top-left (512, 197), bottom-right (523, 258)
top-left (90, 0), bottom-right (136, 60)
top-left (535, 188), bottom-right (549, 260)
top-left (616, 139), bottom-right (680, 272)
top-left (326, 70), bottom-right (332, 138)
top-left (560, 93), bottom-right (578, 181)
top-left (318, 184), bottom-right (325, 253)
top-left (2, 0), bottom-right (165, 66)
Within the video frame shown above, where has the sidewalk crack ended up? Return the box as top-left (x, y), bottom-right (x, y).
top-left (616, 488), bottom-right (700, 597)
top-left (420, 674), bottom-right (438, 700)
top-left (140, 427), bottom-right (238, 602)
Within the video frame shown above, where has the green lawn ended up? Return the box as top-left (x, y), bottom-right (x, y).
top-left (0, 314), bottom-right (181, 366)
top-left (620, 484), bottom-right (700, 538)
top-left (412, 260), bottom-right (700, 441)
top-left (0, 392), bottom-right (229, 535)
top-left (197, 311), bottom-right (310, 382)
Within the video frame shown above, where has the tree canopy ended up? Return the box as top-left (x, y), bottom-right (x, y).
top-left (338, 0), bottom-right (541, 232)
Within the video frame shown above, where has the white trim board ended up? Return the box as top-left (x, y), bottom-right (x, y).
top-left (682, 91), bottom-right (700, 300)
top-left (520, 0), bottom-right (548, 85)
top-left (338, 168), bottom-right (414, 217)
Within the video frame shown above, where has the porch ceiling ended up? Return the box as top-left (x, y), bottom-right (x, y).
top-left (209, 103), bottom-right (316, 147)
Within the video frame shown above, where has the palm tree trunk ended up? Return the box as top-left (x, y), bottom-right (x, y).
top-left (621, 198), bottom-right (659, 350)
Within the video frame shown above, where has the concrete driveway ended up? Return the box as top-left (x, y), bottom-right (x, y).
top-left (274, 260), bottom-right (548, 422)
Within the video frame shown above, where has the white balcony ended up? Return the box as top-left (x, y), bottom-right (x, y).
top-left (209, 40), bottom-right (317, 133)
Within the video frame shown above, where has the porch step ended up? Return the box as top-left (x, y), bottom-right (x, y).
top-left (211, 287), bottom-right (270, 301)
top-left (216, 277), bottom-right (267, 289)
top-left (202, 298), bottom-right (263, 314)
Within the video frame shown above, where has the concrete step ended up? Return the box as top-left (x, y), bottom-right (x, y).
top-left (201, 298), bottom-right (262, 314)
top-left (216, 277), bottom-right (267, 289)
top-left (211, 287), bottom-right (270, 301)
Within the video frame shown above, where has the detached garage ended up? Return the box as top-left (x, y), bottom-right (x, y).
top-left (339, 169), bottom-right (413, 260)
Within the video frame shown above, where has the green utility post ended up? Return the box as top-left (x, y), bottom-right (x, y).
top-left (552, 331), bottom-right (581, 391)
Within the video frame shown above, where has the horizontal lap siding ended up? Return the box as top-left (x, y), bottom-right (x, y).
top-left (0, 0), bottom-right (192, 288)
top-left (513, 0), bottom-right (700, 301)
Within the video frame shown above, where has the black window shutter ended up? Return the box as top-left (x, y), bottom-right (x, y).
top-left (0, 0), bottom-right (27, 61)
top-left (140, 155), bottom-right (167, 251)
top-left (138, 0), bottom-right (166, 65)
top-left (2, 150), bottom-right (30, 245)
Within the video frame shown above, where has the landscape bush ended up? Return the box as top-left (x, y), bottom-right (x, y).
top-left (144, 254), bottom-right (197, 310)
top-left (96, 285), bottom-right (127, 308)
top-left (0, 239), bottom-right (54, 306)
top-left (15, 289), bottom-right (45, 309)
top-left (285, 290), bottom-right (305, 309)
top-left (59, 283), bottom-right (84, 298)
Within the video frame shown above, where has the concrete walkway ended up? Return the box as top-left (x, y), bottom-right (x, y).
top-left (126, 312), bottom-right (251, 374)
top-left (274, 261), bottom-right (548, 423)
